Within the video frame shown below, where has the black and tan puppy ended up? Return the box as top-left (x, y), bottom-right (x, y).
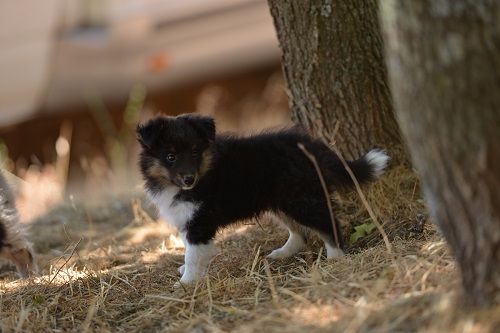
top-left (0, 171), bottom-right (37, 278)
top-left (137, 114), bottom-right (388, 285)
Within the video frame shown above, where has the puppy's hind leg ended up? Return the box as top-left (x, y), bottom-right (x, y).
top-left (279, 200), bottom-right (345, 259)
top-left (267, 229), bottom-right (306, 259)
top-left (318, 233), bottom-right (344, 258)
top-left (267, 212), bottom-right (307, 259)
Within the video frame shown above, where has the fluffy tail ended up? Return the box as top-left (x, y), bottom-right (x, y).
top-left (329, 149), bottom-right (390, 189)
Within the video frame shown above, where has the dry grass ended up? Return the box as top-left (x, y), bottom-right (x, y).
top-left (1, 167), bottom-right (499, 333)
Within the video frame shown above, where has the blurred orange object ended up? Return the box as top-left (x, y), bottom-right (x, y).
top-left (148, 53), bottom-right (170, 73)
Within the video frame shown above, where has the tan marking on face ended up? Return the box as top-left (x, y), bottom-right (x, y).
top-left (147, 159), bottom-right (172, 186)
top-left (199, 149), bottom-right (214, 177)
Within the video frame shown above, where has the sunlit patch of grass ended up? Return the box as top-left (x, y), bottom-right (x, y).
top-left (2, 74), bottom-right (498, 332)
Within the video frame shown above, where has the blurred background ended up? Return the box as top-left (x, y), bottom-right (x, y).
top-left (0, 0), bottom-right (291, 221)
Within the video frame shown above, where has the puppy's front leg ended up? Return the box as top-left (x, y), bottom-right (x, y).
top-left (178, 231), bottom-right (217, 285)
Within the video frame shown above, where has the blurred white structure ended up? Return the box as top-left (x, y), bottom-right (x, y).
top-left (0, 0), bottom-right (62, 125)
top-left (0, 0), bottom-right (280, 125)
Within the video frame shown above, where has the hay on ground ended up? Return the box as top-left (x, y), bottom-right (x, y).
top-left (1, 167), bottom-right (499, 332)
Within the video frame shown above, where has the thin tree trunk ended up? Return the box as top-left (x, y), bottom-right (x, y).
top-left (381, 1), bottom-right (500, 307)
top-left (268, 0), bottom-right (405, 163)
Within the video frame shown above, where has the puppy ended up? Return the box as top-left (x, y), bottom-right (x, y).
top-left (137, 114), bottom-right (388, 285)
top-left (0, 171), bottom-right (37, 278)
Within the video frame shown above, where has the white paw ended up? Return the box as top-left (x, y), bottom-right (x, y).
top-left (179, 271), bottom-right (201, 285)
top-left (326, 247), bottom-right (344, 259)
top-left (267, 248), bottom-right (292, 259)
top-left (178, 264), bottom-right (185, 275)
top-left (173, 274), bottom-right (198, 289)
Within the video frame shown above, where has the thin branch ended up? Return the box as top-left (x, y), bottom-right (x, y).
top-left (298, 143), bottom-right (342, 250)
top-left (263, 259), bottom-right (280, 308)
top-left (329, 145), bottom-right (393, 253)
top-left (48, 238), bottom-right (83, 286)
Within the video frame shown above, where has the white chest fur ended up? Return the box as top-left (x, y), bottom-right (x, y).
top-left (148, 187), bottom-right (199, 231)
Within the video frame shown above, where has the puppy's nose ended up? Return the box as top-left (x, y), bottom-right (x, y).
top-left (183, 175), bottom-right (195, 186)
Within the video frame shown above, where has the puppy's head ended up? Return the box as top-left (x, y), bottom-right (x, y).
top-left (137, 114), bottom-right (215, 192)
top-left (0, 244), bottom-right (37, 278)
top-left (0, 215), bottom-right (38, 278)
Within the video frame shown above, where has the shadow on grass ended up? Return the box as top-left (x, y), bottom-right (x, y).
top-left (1, 191), bottom-right (482, 333)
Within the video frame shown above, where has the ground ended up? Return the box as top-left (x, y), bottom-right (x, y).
top-left (1, 168), bottom-right (500, 332)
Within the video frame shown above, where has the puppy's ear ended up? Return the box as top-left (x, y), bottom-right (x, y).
top-left (186, 116), bottom-right (216, 141)
top-left (136, 123), bottom-right (157, 149)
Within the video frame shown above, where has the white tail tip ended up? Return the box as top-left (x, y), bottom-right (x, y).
top-left (365, 149), bottom-right (389, 178)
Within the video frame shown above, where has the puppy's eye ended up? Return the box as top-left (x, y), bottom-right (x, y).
top-left (166, 153), bottom-right (176, 162)
top-left (192, 148), bottom-right (199, 156)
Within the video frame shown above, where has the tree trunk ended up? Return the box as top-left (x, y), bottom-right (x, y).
top-left (381, 1), bottom-right (500, 307)
top-left (268, 0), bottom-right (405, 162)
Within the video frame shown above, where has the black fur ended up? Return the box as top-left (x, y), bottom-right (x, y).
top-left (0, 218), bottom-right (5, 248)
top-left (0, 171), bottom-right (10, 249)
top-left (138, 114), bottom-right (387, 251)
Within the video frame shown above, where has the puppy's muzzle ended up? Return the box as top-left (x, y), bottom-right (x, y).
top-left (178, 174), bottom-right (197, 190)
top-left (183, 175), bottom-right (195, 187)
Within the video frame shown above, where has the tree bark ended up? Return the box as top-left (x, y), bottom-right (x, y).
top-left (381, 1), bottom-right (500, 307)
top-left (268, 0), bottom-right (405, 162)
